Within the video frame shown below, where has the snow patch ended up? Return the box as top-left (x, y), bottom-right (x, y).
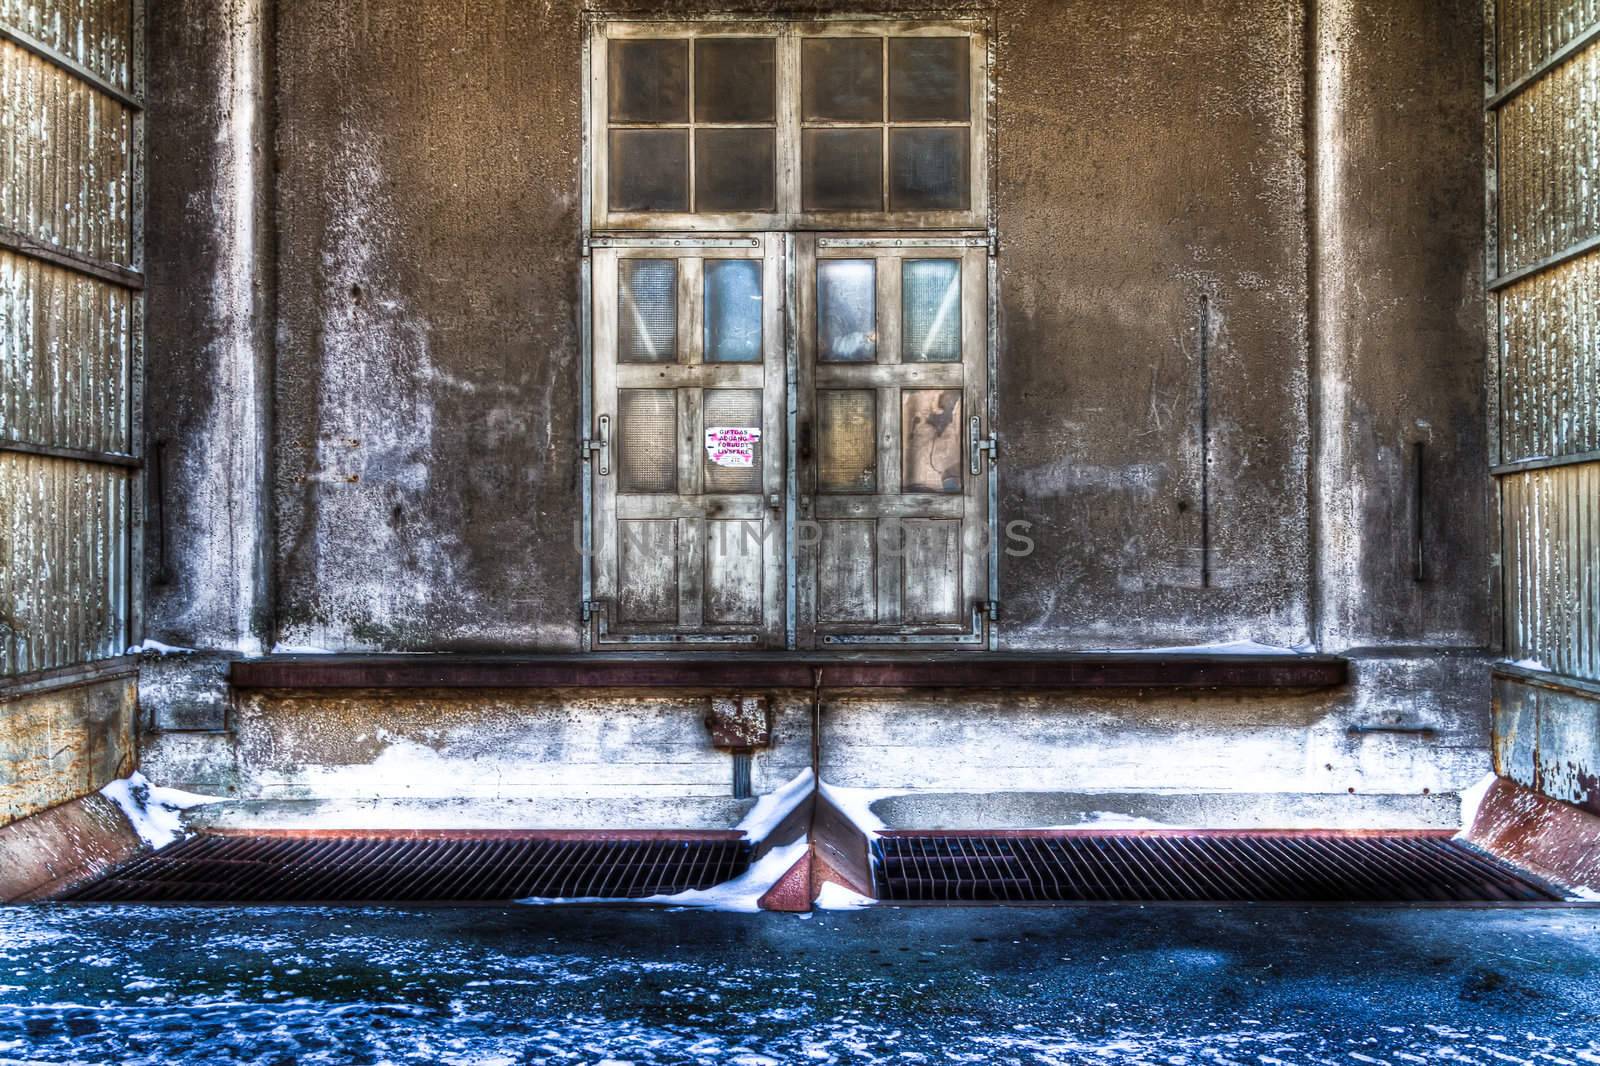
top-left (1506, 658), bottom-right (1548, 671)
top-left (100, 773), bottom-right (226, 850)
top-left (1056, 811), bottom-right (1178, 830)
top-left (1570, 886), bottom-right (1600, 902)
top-left (1454, 772), bottom-right (1499, 839)
top-left (735, 769), bottom-right (814, 842)
top-left (270, 642), bottom-right (336, 655)
top-left (817, 780), bottom-right (892, 839)
top-left (1098, 640), bottom-right (1300, 656)
top-left (126, 639), bottom-right (194, 656)
top-left (814, 882), bottom-right (874, 910)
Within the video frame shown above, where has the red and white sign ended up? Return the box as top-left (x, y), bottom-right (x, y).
top-left (705, 427), bottom-right (760, 468)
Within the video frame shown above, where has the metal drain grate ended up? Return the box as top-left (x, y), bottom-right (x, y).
top-left (63, 832), bottom-right (753, 903)
top-left (872, 832), bottom-right (1569, 903)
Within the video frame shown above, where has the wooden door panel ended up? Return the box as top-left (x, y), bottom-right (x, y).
top-left (797, 235), bottom-right (991, 646)
top-left (590, 237), bottom-right (785, 646)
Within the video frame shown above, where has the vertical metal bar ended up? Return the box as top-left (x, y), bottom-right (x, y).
top-left (784, 232), bottom-right (798, 648)
top-left (580, 254), bottom-right (594, 651)
top-left (1413, 441), bottom-right (1426, 581)
top-left (985, 249), bottom-right (999, 649)
top-left (1198, 293), bottom-right (1212, 588)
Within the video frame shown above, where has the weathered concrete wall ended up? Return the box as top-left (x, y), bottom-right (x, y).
top-left (144, 0), bottom-right (274, 656)
top-left (0, 679), bottom-right (136, 827)
top-left (997, 0), bottom-right (1311, 648)
top-left (271, 0), bottom-right (583, 652)
top-left (147, 691), bottom-right (813, 830)
top-left (1311, 0), bottom-right (1492, 653)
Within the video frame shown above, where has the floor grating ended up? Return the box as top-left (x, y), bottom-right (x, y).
top-left (62, 832), bottom-right (753, 903)
top-left (871, 832), bottom-right (1570, 903)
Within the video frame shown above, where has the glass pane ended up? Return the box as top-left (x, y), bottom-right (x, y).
top-left (609, 129), bottom-right (689, 212)
top-left (901, 259), bottom-right (961, 362)
top-left (817, 259), bottom-right (877, 362)
top-left (817, 389), bottom-right (877, 494)
top-left (901, 388), bottom-right (963, 493)
top-left (704, 259), bottom-right (763, 363)
top-left (889, 128), bottom-right (969, 212)
top-left (694, 38), bottom-right (776, 123)
top-left (702, 389), bottom-right (762, 494)
top-left (609, 39), bottom-right (688, 123)
top-left (802, 37), bottom-right (883, 121)
top-left (888, 37), bottom-right (969, 121)
top-left (619, 259), bottom-right (676, 363)
top-left (802, 128), bottom-right (883, 212)
top-left (618, 389), bottom-right (677, 493)
top-left (695, 128), bottom-right (775, 212)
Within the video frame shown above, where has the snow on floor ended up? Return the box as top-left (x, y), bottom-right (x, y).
top-left (126, 639), bottom-right (195, 656)
top-left (100, 773), bottom-right (226, 849)
top-left (1453, 770), bottom-right (1499, 838)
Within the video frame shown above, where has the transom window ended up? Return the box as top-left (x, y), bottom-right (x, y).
top-left (589, 20), bottom-right (990, 230)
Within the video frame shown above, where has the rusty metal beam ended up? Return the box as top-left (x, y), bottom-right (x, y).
top-left (228, 653), bottom-right (1348, 691)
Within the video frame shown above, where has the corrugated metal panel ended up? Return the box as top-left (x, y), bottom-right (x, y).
top-left (0, 0), bottom-right (131, 93)
top-left (1499, 252), bottom-right (1600, 463)
top-left (1496, 46), bottom-right (1599, 274)
top-left (0, 39), bottom-right (133, 265)
top-left (1494, 674), bottom-right (1600, 815)
top-left (1502, 463), bottom-right (1600, 681)
top-left (1498, 0), bottom-right (1600, 87)
top-left (0, 453), bottom-right (128, 674)
top-left (0, 250), bottom-right (131, 453)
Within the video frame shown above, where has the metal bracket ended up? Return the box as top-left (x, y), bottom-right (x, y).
top-left (580, 414), bottom-right (609, 475)
top-left (969, 416), bottom-right (997, 475)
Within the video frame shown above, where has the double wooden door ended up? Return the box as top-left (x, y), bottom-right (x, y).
top-left (587, 233), bottom-right (992, 649)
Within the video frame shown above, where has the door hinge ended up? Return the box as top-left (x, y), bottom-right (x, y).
top-left (980, 600), bottom-right (1001, 622)
top-left (969, 417), bottom-right (998, 474)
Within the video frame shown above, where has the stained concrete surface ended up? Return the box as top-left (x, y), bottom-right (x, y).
top-left (1, 904), bottom-right (1596, 1063)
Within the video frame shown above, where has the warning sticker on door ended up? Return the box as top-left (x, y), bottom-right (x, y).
top-left (705, 427), bottom-right (760, 468)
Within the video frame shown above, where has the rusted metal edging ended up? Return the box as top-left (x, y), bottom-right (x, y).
top-left (1493, 663), bottom-right (1600, 701)
top-left (1487, 232), bottom-right (1600, 293)
top-left (0, 22), bottom-right (143, 110)
top-left (228, 654), bottom-right (1349, 691)
top-left (0, 657), bottom-right (138, 701)
top-left (0, 439), bottom-right (142, 470)
top-left (1485, 18), bottom-right (1600, 111)
top-left (1491, 449), bottom-right (1600, 477)
top-left (0, 227), bottom-right (145, 291)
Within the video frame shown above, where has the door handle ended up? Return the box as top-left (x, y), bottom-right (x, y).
top-left (582, 414), bottom-right (610, 476)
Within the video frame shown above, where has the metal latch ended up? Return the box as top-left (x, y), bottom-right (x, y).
top-left (969, 417), bottom-right (997, 474)
top-left (580, 414), bottom-right (610, 475)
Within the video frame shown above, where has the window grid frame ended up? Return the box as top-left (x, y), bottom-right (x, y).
top-left (588, 16), bottom-right (991, 232)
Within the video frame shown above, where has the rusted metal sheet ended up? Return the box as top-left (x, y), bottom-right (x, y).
top-left (0, 0), bottom-right (134, 94)
top-left (0, 789), bottom-right (143, 901)
top-left (1466, 774), bottom-right (1600, 892)
top-left (1501, 464), bottom-right (1600, 681)
top-left (1498, 253), bottom-right (1600, 463)
top-left (0, 453), bottom-right (129, 675)
top-left (0, 39), bottom-right (133, 266)
top-left (227, 653), bottom-right (1349, 691)
top-left (1496, 46), bottom-right (1600, 276)
top-left (0, 250), bottom-right (132, 454)
top-left (0, 674), bottom-right (134, 826)
top-left (1497, 0), bottom-right (1600, 88)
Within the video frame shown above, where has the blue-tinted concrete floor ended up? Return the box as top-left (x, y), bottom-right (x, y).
top-left (1, 904), bottom-right (1597, 1064)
